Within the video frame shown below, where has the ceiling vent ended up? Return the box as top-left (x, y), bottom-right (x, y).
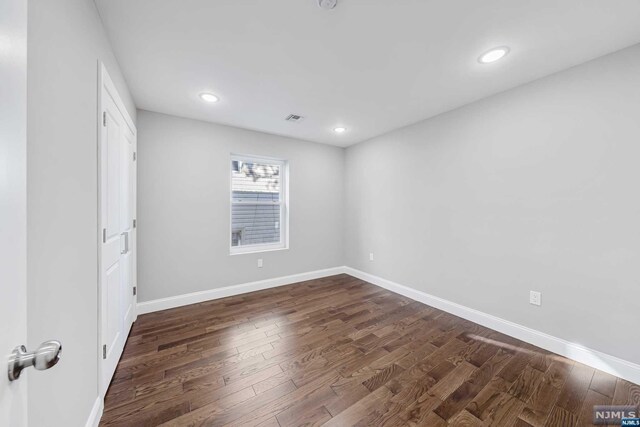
top-left (285, 114), bottom-right (305, 123)
top-left (318, 0), bottom-right (337, 9)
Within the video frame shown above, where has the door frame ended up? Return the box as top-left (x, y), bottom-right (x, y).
top-left (97, 61), bottom-right (138, 398)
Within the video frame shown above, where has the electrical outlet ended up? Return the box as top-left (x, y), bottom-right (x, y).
top-left (369, 252), bottom-right (374, 261)
top-left (257, 258), bottom-right (263, 268)
top-left (529, 291), bottom-right (541, 306)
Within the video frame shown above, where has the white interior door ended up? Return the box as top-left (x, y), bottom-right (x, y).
top-left (0, 0), bottom-right (28, 424)
top-left (99, 64), bottom-right (137, 395)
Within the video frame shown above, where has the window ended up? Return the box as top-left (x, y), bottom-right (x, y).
top-left (230, 155), bottom-right (288, 254)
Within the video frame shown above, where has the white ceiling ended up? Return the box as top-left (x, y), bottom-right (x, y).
top-left (95, 0), bottom-right (640, 147)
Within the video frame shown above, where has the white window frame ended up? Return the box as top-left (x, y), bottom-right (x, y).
top-left (230, 154), bottom-right (289, 255)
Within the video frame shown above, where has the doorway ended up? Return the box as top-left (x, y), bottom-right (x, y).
top-left (98, 63), bottom-right (138, 397)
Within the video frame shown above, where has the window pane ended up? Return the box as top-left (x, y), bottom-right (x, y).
top-left (231, 203), bottom-right (281, 247)
top-left (231, 161), bottom-right (280, 198)
top-left (232, 191), bottom-right (279, 203)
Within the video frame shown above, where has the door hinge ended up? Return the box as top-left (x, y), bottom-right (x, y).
top-left (102, 228), bottom-right (106, 243)
top-left (103, 111), bottom-right (107, 127)
top-left (133, 152), bottom-right (136, 161)
top-left (102, 344), bottom-right (107, 359)
top-left (133, 286), bottom-right (137, 296)
top-left (133, 219), bottom-right (137, 228)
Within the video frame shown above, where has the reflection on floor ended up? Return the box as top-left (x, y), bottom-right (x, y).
top-left (100, 274), bottom-right (639, 426)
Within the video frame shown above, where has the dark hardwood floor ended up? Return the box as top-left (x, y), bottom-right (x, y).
top-left (100, 274), bottom-right (639, 426)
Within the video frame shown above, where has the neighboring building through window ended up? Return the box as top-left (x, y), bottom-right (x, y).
top-left (230, 155), bottom-right (288, 254)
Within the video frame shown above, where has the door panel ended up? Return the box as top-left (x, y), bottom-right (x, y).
top-left (121, 127), bottom-right (134, 327)
top-left (105, 98), bottom-right (121, 241)
top-left (101, 91), bottom-right (126, 386)
top-left (0, 0), bottom-right (27, 424)
top-left (121, 252), bottom-right (133, 324)
top-left (105, 262), bottom-right (121, 363)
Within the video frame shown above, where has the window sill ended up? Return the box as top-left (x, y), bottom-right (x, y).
top-left (229, 245), bottom-right (289, 256)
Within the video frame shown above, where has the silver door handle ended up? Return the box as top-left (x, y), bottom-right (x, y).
top-left (121, 231), bottom-right (129, 254)
top-left (8, 340), bottom-right (62, 381)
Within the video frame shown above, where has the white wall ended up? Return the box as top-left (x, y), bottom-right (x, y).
top-left (27, 0), bottom-right (136, 425)
top-left (345, 44), bottom-right (640, 365)
top-left (137, 110), bottom-right (344, 302)
top-left (22, 7), bottom-right (640, 425)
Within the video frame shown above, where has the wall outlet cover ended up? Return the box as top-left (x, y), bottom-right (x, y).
top-left (529, 290), bottom-right (541, 306)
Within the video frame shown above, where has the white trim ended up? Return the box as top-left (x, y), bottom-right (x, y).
top-left (84, 397), bottom-right (103, 427)
top-left (343, 267), bottom-right (640, 386)
top-left (230, 241), bottom-right (287, 255)
top-left (137, 267), bottom-right (345, 314)
top-left (229, 246), bottom-right (289, 256)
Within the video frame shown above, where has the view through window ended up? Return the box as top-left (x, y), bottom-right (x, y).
top-left (230, 156), bottom-right (287, 253)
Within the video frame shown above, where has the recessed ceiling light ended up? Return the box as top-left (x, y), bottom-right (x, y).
top-left (199, 93), bottom-right (219, 103)
top-left (334, 127), bottom-right (347, 134)
top-left (478, 46), bottom-right (510, 64)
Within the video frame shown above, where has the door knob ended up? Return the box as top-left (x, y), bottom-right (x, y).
top-left (8, 340), bottom-right (62, 381)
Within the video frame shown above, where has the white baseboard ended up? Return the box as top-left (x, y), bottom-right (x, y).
top-left (344, 267), bottom-right (640, 386)
top-left (85, 396), bottom-right (103, 427)
top-left (133, 265), bottom-right (639, 385)
top-left (137, 266), bottom-right (347, 315)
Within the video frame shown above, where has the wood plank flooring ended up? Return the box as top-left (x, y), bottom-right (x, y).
top-left (100, 274), bottom-right (639, 426)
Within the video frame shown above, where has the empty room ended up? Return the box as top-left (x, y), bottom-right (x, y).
top-left (2, 0), bottom-right (640, 426)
